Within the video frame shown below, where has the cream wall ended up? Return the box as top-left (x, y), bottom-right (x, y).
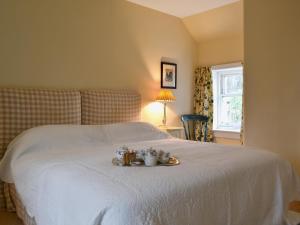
top-left (244, 0), bottom-right (300, 173)
top-left (214, 137), bottom-right (241, 146)
top-left (0, 0), bottom-right (197, 126)
top-left (197, 36), bottom-right (243, 66)
top-left (183, 1), bottom-right (243, 66)
top-left (198, 42), bottom-right (243, 144)
top-left (182, 1), bottom-right (243, 145)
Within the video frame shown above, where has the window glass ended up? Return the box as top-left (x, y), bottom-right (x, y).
top-left (213, 65), bottom-right (243, 132)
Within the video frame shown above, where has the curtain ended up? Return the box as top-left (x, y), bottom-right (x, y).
top-left (194, 67), bottom-right (214, 142)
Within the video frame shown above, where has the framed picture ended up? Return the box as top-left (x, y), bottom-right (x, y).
top-left (161, 62), bottom-right (177, 89)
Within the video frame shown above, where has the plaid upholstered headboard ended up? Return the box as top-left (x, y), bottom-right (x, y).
top-left (81, 90), bottom-right (141, 125)
top-left (0, 88), bottom-right (141, 211)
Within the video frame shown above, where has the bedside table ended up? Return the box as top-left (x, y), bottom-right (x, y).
top-left (158, 126), bottom-right (185, 139)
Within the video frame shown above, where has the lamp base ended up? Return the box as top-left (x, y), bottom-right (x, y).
top-left (162, 102), bottom-right (167, 127)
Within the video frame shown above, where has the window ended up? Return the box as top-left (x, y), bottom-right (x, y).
top-left (212, 64), bottom-right (243, 132)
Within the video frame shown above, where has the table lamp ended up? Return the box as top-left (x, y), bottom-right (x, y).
top-left (156, 90), bottom-right (176, 127)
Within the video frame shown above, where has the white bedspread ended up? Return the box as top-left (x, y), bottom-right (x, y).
top-left (0, 122), bottom-right (299, 225)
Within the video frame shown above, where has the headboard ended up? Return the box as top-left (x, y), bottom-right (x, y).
top-left (81, 90), bottom-right (141, 125)
top-left (0, 88), bottom-right (141, 210)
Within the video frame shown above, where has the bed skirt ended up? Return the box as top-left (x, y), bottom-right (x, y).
top-left (7, 183), bottom-right (36, 225)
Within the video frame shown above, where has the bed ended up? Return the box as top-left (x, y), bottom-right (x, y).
top-left (0, 88), bottom-right (299, 225)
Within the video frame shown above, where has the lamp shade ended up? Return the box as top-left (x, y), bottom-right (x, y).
top-left (155, 90), bottom-right (176, 102)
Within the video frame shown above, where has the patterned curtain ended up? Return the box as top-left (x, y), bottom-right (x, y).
top-left (194, 67), bottom-right (214, 142)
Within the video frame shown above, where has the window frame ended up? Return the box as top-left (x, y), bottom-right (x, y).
top-left (212, 63), bottom-right (243, 133)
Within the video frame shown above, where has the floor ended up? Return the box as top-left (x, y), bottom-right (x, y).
top-left (0, 202), bottom-right (299, 225)
top-left (0, 211), bottom-right (22, 225)
top-left (288, 202), bottom-right (300, 225)
top-left (291, 201), bottom-right (300, 213)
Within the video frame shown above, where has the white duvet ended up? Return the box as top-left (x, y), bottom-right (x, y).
top-left (0, 122), bottom-right (299, 225)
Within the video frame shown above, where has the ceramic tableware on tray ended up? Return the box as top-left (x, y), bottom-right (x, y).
top-left (158, 150), bottom-right (171, 164)
top-left (116, 146), bottom-right (129, 160)
top-left (160, 156), bottom-right (180, 166)
top-left (112, 147), bottom-right (180, 167)
top-left (144, 148), bottom-right (158, 166)
top-left (114, 146), bottom-right (136, 166)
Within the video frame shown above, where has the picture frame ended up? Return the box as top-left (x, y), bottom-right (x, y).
top-left (161, 62), bottom-right (177, 89)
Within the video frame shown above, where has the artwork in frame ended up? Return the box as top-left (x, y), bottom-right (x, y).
top-left (161, 62), bottom-right (177, 89)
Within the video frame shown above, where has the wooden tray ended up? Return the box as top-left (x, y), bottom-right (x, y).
top-left (112, 156), bottom-right (180, 167)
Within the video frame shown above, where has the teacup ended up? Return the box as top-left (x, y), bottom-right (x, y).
top-left (136, 149), bottom-right (146, 161)
top-left (158, 150), bottom-right (170, 164)
top-left (116, 146), bottom-right (129, 160)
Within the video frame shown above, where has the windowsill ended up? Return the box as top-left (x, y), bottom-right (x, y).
top-left (213, 129), bottom-right (240, 139)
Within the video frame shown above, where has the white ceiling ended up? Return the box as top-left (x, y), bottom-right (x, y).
top-left (126, 0), bottom-right (240, 18)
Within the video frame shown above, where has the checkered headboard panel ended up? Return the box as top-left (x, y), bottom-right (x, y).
top-left (0, 88), bottom-right (81, 210)
top-left (81, 90), bottom-right (141, 125)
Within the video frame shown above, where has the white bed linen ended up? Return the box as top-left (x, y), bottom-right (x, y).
top-left (0, 122), bottom-right (299, 225)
